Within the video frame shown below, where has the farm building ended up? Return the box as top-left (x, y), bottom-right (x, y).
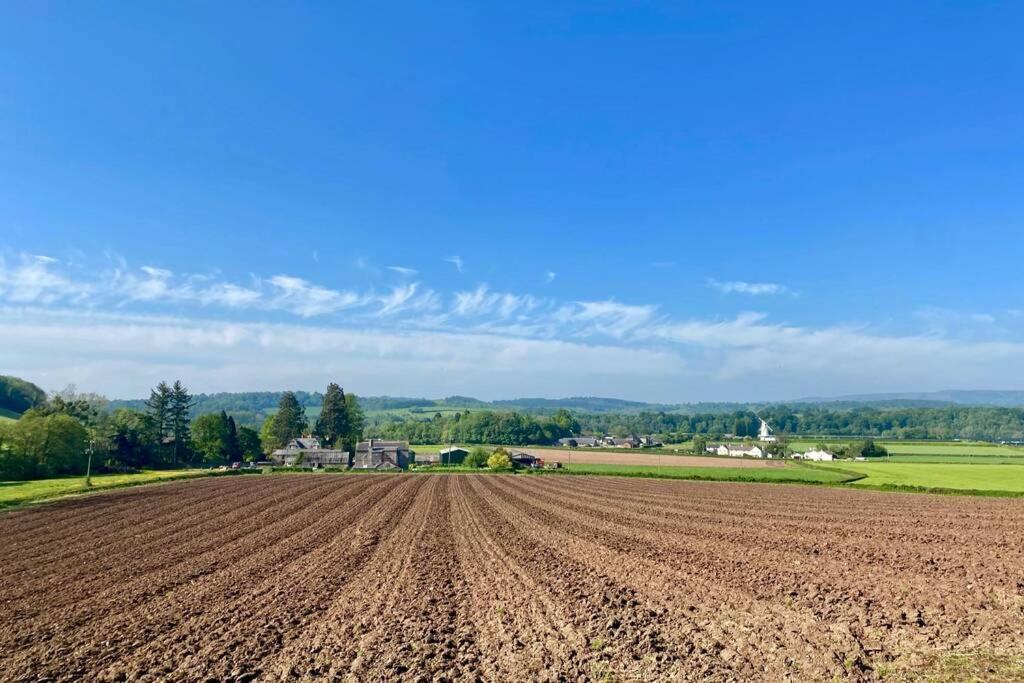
top-left (271, 437), bottom-right (350, 468)
top-left (353, 439), bottom-right (411, 470)
top-left (509, 451), bottom-right (542, 468)
top-left (416, 446), bottom-right (469, 466)
top-left (604, 436), bottom-right (641, 448)
top-left (557, 436), bottom-right (602, 447)
top-left (793, 449), bottom-right (835, 462)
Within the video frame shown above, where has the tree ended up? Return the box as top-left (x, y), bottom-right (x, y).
top-left (169, 381), bottom-right (195, 465)
top-left (238, 426), bottom-right (262, 462)
top-left (487, 447), bottom-right (512, 470)
top-left (766, 439), bottom-right (790, 459)
top-left (691, 436), bottom-right (708, 455)
top-left (0, 413), bottom-right (88, 479)
top-left (37, 386), bottom-right (107, 425)
top-left (271, 391), bottom-right (307, 447)
top-left (343, 393), bottom-right (365, 453)
top-left (260, 415), bottom-right (280, 454)
top-left (464, 446), bottom-right (489, 468)
top-left (314, 383), bottom-right (349, 448)
top-left (225, 414), bottom-right (242, 462)
top-left (192, 413), bottom-right (229, 464)
top-left (551, 408), bottom-right (580, 437)
top-left (105, 408), bottom-right (152, 469)
top-left (144, 381), bottom-right (173, 446)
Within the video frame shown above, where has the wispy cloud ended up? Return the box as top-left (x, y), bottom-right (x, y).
top-left (266, 275), bottom-right (362, 317)
top-left (445, 256), bottom-right (464, 273)
top-left (0, 254), bottom-right (92, 304)
top-left (545, 271), bottom-right (556, 284)
top-left (7, 251), bottom-right (1024, 401)
top-left (387, 265), bottom-right (418, 277)
top-left (708, 279), bottom-right (787, 296)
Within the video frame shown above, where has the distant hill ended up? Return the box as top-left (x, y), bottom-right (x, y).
top-left (796, 390), bottom-right (1024, 408)
top-left (0, 375), bottom-right (47, 418)
top-left (99, 388), bottom-right (1024, 429)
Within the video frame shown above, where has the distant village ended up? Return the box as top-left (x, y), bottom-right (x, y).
top-left (267, 417), bottom-right (836, 470)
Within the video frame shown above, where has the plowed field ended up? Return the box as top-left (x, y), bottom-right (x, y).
top-left (2, 474), bottom-right (1023, 681)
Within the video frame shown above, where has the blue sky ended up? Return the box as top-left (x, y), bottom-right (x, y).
top-left (2, 1), bottom-right (1023, 401)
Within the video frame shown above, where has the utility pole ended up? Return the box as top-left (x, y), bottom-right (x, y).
top-left (85, 439), bottom-right (94, 487)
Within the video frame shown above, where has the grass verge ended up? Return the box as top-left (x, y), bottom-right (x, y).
top-left (0, 469), bottom-right (250, 510)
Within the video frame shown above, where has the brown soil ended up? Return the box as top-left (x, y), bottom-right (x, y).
top-left (515, 447), bottom-right (785, 467)
top-left (1, 474), bottom-right (1022, 681)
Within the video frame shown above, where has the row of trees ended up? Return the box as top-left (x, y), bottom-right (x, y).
top-left (1, 380), bottom-right (368, 479)
top-left (369, 408), bottom-right (579, 446)
top-left (572, 406), bottom-right (1024, 442)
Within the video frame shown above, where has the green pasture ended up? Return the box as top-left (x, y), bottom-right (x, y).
top-left (532, 462), bottom-right (856, 485)
top-left (0, 469), bottom-right (216, 509)
top-left (815, 461), bottom-right (1024, 494)
top-left (787, 439), bottom-right (1024, 457)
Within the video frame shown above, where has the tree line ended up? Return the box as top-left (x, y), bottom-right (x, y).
top-left (0, 379), bottom-right (364, 480)
top-left (368, 408), bottom-right (580, 446)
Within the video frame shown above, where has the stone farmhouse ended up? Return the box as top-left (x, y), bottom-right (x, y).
top-left (353, 439), bottom-right (411, 470)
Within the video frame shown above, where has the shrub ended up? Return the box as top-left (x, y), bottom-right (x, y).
top-left (464, 447), bottom-right (489, 468)
top-left (487, 448), bottom-right (512, 470)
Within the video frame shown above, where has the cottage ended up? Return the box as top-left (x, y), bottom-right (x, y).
top-left (271, 436), bottom-right (349, 468)
top-left (353, 439), bottom-right (411, 470)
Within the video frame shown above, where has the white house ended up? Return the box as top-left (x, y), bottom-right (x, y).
top-left (709, 444), bottom-right (765, 458)
top-left (794, 449), bottom-right (834, 462)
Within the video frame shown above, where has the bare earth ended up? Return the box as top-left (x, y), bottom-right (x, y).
top-left (1, 474), bottom-right (1023, 681)
top-left (514, 448), bottom-right (785, 467)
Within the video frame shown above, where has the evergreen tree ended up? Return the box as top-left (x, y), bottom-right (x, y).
top-left (314, 383), bottom-right (349, 447)
top-left (226, 414), bottom-right (242, 462)
top-left (169, 380), bottom-right (195, 465)
top-left (144, 381), bottom-right (172, 443)
top-left (271, 391), bottom-right (307, 447)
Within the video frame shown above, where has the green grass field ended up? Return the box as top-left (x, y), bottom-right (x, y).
top-left (532, 462), bottom-right (857, 485)
top-left (814, 461), bottom-right (1024, 494)
top-left (0, 470), bottom-right (216, 509)
top-left (788, 440), bottom-right (1024, 457)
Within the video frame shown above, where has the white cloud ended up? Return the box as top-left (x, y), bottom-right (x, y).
top-left (7, 251), bottom-right (1024, 401)
top-left (387, 265), bottom-right (418, 277)
top-left (266, 275), bottom-right (362, 317)
top-left (375, 283), bottom-right (441, 317)
top-left (445, 256), bottom-right (464, 272)
top-left (452, 285), bottom-right (540, 319)
top-left (0, 254), bottom-right (92, 304)
top-left (567, 300), bottom-right (659, 338)
top-left (545, 271), bottom-right (556, 283)
top-left (708, 279), bottom-right (787, 295)
top-left (0, 307), bottom-right (682, 399)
